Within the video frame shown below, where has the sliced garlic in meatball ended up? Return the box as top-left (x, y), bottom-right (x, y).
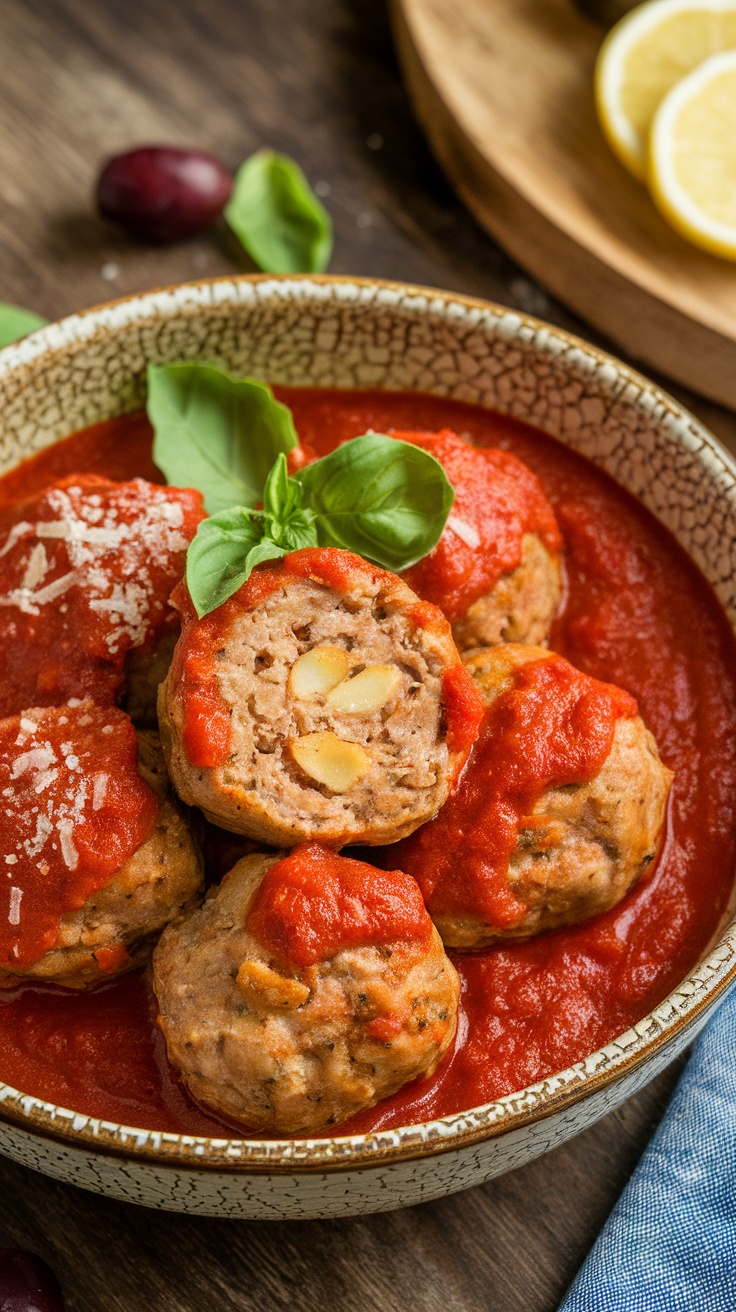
top-left (393, 644), bottom-right (673, 949)
top-left (0, 701), bottom-right (202, 989)
top-left (153, 844), bottom-right (459, 1134)
top-left (0, 475), bottom-right (205, 723)
top-left (397, 430), bottom-right (562, 651)
top-left (158, 547), bottom-right (484, 847)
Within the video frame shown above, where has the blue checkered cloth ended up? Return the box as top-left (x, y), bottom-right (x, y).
top-left (558, 985), bottom-right (736, 1312)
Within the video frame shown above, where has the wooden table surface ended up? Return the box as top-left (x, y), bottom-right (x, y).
top-left (0, 2), bottom-right (729, 1309)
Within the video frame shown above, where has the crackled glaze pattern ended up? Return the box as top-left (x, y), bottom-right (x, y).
top-left (0, 276), bottom-right (734, 1218)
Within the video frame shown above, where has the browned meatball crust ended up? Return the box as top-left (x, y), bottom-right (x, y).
top-left (452, 534), bottom-right (562, 652)
top-left (1, 730), bottom-right (203, 989)
top-left (393, 644), bottom-right (673, 951)
top-left (158, 548), bottom-right (483, 848)
top-left (396, 430), bottom-right (563, 652)
top-left (153, 849), bottom-right (459, 1134)
top-left (438, 644), bottom-right (673, 948)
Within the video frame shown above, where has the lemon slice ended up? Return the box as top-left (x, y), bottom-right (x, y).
top-left (595, 0), bottom-right (736, 180)
top-left (649, 49), bottom-right (736, 256)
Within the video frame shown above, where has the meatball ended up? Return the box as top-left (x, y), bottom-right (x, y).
top-left (153, 844), bottom-right (459, 1134)
top-left (0, 475), bottom-right (205, 723)
top-left (393, 644), bottom-right (673, 949)
top-left (158, 547), bottom-right (484, 847)
top-left (396, 430), bottom-right (562, 651)
top-left (0, 701), bottom-right (202, 989)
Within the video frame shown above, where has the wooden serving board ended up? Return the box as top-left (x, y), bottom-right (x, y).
top-left (392, 0), bottom-right (736, 409)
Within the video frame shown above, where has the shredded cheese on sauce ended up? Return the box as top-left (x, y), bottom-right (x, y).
top-left (0, 479), bottom-right (192, 652)
top-left (0, 700), bottom-right (159, 966)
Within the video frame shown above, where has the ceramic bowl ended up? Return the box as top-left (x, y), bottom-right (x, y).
top-left (0, 275), bottom-right (734, 1219)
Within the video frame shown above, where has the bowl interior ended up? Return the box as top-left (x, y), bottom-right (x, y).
top-left (0, 273), bottom-right (735, 1170)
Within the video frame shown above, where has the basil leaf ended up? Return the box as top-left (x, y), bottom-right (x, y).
top-left (185, 465), bottom-right (319, 617)
top-left (148, 362), bottom-right (298, 514)
top-left (225, 150), bottom-right (333, 274)
top-left (262, 453), bottom-right (318, 548)
top-left (295, 433), bottom-right (454, 572)
top-left (0, 304), bottom-right (47, 349)
top-left (186, 507), bottom-right (265, 616)
top-left (262, 452), bottom-right (293, 520)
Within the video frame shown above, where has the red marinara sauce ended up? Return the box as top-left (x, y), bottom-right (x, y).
top-left (0, 474), bottom-right (204, 717)
top-left (170, 546), bottom-right (482, 770)
top-left (247, 843), bottom-right (432, 967)
top-left (394, 654), bottom-right (637, 927)
top-left (398, 429), bottom-right (561, 621)
top-left (0, 701), bottom-right (158, 970)
top-left (0, 389), bottom-right (734, 1139)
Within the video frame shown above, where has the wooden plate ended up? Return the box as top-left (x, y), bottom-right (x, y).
top-left (392, 0), bottom-right (736, 409)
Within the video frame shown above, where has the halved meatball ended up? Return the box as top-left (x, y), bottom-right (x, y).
top-left (158, 547), bottom-right (484, 847)
top-left (0, 475), bottom-right (205, 723)
top-left (153, 844), bottom-right (459, 1134)
top-left (0, 701), bottom-right (202, 989)
top-left (394, 644), bottom-right (673, 949)
top-left (396, 430), bottom-right (563, 651)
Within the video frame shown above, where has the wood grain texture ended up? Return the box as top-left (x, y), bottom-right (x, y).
top-left (393, 0), bottom-right (736, 410)
top-left (0, 0), bottom-right (728, 1306)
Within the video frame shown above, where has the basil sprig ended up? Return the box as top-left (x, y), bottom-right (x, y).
top-left (0, 304), bottom-right (47, 349)
top-left (225, 150), bottom-right (333, 274)
top-left (186, 455), bottom-right (319, 615)
top-left (186, 436), bottom-right (454, 619)
top-left (148, 362), bottom-right (298, 513)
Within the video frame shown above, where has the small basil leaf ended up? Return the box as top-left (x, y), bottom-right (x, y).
top-left (0, 304), bottom-right (47, 349)
top-left (262, 452), bottom-right (292, 520)
top-left (186, 507), bottom-right (270, 617)
top-left (274, 510), bottom-right (319, 551)
top-left (225, 150), bottom-right (333, 274)
top-left (262, 454), bottom-right (318, 548)
top-left (242, 537), bottom-right (288, 575)
top-left (148, 362), bottom-right (298, 513)
top-left (296, 433), bottom-right (454, 572)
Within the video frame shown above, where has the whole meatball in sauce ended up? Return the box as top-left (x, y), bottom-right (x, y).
top-left (394, 644), bottom-right (673, 950)
top-left (397, 430), bottom-right (562, 651)
top-left (0, 700), bottom-right (203, 989)
top-left (0, 475), bottom-right (205, 723)
top-left (158, 547), bottom-right (484, 848)
top-left (153, 844), bottom-right (459, 1135)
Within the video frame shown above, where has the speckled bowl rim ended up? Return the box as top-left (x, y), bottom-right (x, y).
top-left (0, 273), bottom-right (734, 1175)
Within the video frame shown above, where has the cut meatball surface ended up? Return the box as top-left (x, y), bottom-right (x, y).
top-left (396, 430), bottom-right (562, 651)
top-left (0, 702), bottom-right (202, 988)
top-left (158, 547), bottom-right (484, 847)
top-left (0, 475), bottom-right (205, 721)
top-left (153, 844), bottom-right (459, 1134)
top-left (393, 644), bottom-right (673, 949)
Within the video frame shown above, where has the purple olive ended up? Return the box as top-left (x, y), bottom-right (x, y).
top-left (0, 1248), bottom-right (65, 1312)
top-left (96, 146), bottom-right (233, 243)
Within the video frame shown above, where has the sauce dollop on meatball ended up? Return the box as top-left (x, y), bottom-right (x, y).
top-left (397, 430), bottom-right (562, 650)
top-left (0, 701), bottom-right (202, 988)
top-left (153, 845), bottom-right (459, 1134)
top-left (159, 547), bottom-right (484, 847)
top-left (394, 645), bottom-right (673, 949)
top-left (0, 475), bottom-right (204, 720)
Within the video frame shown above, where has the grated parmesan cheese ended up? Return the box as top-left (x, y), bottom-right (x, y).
top-left (8, 886), bottom-right (22, 925)
top-left (446, 515), bottom-right (481, 550)
top-left (0, 478), bottom-right (195, 656)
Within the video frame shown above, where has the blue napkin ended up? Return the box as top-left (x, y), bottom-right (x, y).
top-left (558, 985), bottom-right (736, 1312)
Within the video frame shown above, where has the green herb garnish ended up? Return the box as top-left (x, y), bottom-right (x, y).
top-left (185, 455), bottom-right (319, 615)
top-left (224, 150), bottom-right (333, 274)
top-left (147, 361), bottom-right (454, 618)
top-left (185, 438), bottom-right (453, 619)
top-left (148, 362), bottom-right (298, 513)
top-left (0, 304), bottom-right (47, 349)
